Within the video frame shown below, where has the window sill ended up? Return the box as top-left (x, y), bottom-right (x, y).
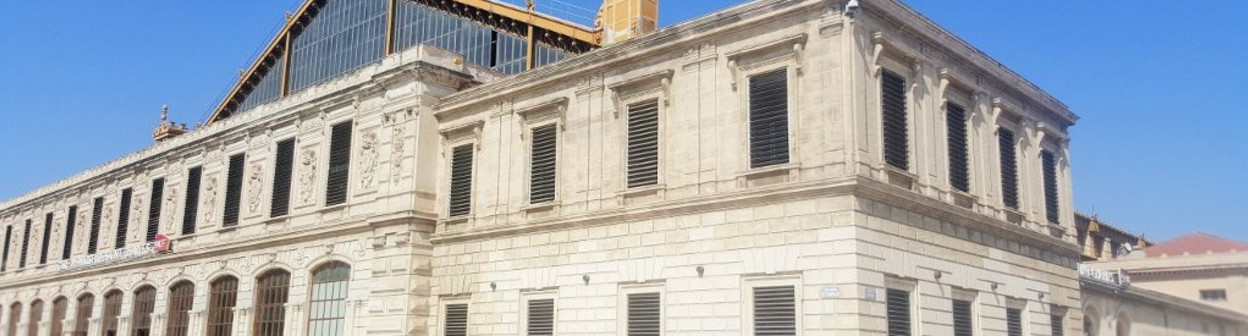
top-left (736, 163), bottom-right (799, 188)
top-left (319, 204), bottom-right (349, 214)
top-left (523, 201), bottom-right (559, 213)
top-left (618, 184), bottom-right (666, 198)
top-left (949, 190), bottom-right (976, 209)
top-left (442, 215), bottom-right (472, 227)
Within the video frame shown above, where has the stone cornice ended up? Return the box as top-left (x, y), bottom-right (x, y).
top-left (0, 46), bottom-right (478, 216)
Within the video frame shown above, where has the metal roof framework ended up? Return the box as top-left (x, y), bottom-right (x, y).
top-left (206, 0), bottom-right (601, 124)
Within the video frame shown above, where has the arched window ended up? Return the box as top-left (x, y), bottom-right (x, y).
top-left (254, 269), bottom-right (292, 336)
top-left (7, 303), bottom-right (20, 336)
top-left (130, 286), bottom-right (156, 336)
top-left (50, 298), bottom-right (68, 336)
top-left (166, 281), bottom-right (195, 336)
top-left (27, 300), bottom-right (42, 336)
top-left (1115, 314), bottom-right (1130, 336)
top-left (308, 262), bottom-right (351, 336)
top-left (101, 291), bottom-right (123, 336)
top-left (74, 294), bottom-right (94, 336)
top-left (207, 276), bottom-right (239, 336)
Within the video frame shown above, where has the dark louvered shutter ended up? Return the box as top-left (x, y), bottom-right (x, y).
top-left (62, 206), bottom-right (77, 260)
top-left (224, 154), bottom-right (245, 226)
top-left (183, 167), bottom-right (202, 235)
top-left (748, 69), bottom-right (790, 169)
top-left (89, 197), bottom-right (103, 254)
top-left (448, 145), bottom-right (474, 217)
top-left (1, 225), bottom-right (10, 272)
top-left (946, 102), bottom-right (970, 192)
top-left (20, 219), bottom-right (31, 268)
top-left (886, 289), bottom-right (911, 336)
top-left (1050, 312), bottom-right (1064, 336)
top-left (1006, 308), bottom-right (1022, 336)
top-left (527, 299), bottom-right (554, 336)
top-left (627, 292), bottom-right (661, 336)
top-left (753, 286), bottom-right (796, 336)
top-left (444, 304), bottom-right (467, 336)
top-left (326, 121), bottom-right (354, 206)
top-left (271, 139), bottom-right (295, 217)
top-left (1042, 150), bottom-right (1059, 223)
top-left (998, 129), bottom-right (1019, 209)
top-left (952, 299), bottom-right (972, 336)
top-left (529, 125), bottom-right (558, 204)
top-left (882, 70), bottom-right (910, 170)
top-left (147, 178), bottom-right (164, 242)
top-left (116, 188), bottom-right (132, 249)
top-left (627, 100), bottom-right (660, 187)
top-left (39, 213), bottom-right (53, 264)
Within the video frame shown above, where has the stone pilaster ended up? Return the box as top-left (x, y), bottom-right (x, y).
top-left (282, 304), bottom-right (302, 336)
top-left (185, 311), bottom-right (203, 336)
top-left (231, 308), bottom-right (248, 336)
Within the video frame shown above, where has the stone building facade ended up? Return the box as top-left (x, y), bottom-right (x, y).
top-left (2, 0), bottom-right (1090, 336)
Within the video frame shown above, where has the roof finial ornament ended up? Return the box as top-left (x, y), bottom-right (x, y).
top-left (160, 104), bottom-right (169, 125)
top-left (152, 104), bottom-right (188, 143)
top-left (527, 0), bottom-right (536, 11)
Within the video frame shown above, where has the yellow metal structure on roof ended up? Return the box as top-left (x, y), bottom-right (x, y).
top-left (206, 0), bottom-right (601, 124)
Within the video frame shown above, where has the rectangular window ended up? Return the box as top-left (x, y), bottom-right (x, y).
top-left (183, 167), bottom-right (202, 235)
top-left (748, 69), bottom-right (790, 169)
top-left (1200, 289), bottom-right (1228, 301)
top-left (525, 298), bottom-right (555, 336)
top-left (627, 99), bottom-right (660, 187)
top-left (89, 197), bottom-right (102, 254)
top-left (448, 144), bottom-right (474, 217)
top-left (39, 212), bottom-right (53, 264)
top-left (116, 188), bottom-right (132, 249)
top-left (881, 70), bottom-right (910, 170)
top-left (62, 206), bottom-right (77, 260)
top-left (753, 286), bottom-right (796, 336)
top-left (223, 154), bottom-right (245, 226)
top-left (2, 225), bottom-right (11, 272)
top-left (1050, 310), bottom-right (1064, 336)
top-left (886, 288), bottom-right (911, 336)
top-left (952, 299), bottom-right (972, 336)
top-left (947, 102), bottom-right (970, 192)
top-left (1006, 307), bottom-right (1022, 336)
top-left (1041, 150), bottom-right (1059, 223)
top-left (998, 128), bottom-right (1019, 209)
top-left (147, 178), bottom-right (164, 242)
top-left (444, 303), bottom-right (468, 336)
top-left (529, 124), bottom-right (558, 204)
top-left (326, 121), bottom-right (353, 206)
top-left (271, 139), bottom-right (296, 217)
top-left (20, 219), bottom-right (31, 268)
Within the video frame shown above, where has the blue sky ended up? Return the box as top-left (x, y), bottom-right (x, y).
top-left (0, 0), bottom-right (1244, 242)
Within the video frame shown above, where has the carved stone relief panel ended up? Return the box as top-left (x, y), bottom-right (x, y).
top-left (247, 163), bottom-right (264, 214)
top-left (299, 149), bottom-right (317, 205)
top-left (358, 130), bottom-right (379, 190)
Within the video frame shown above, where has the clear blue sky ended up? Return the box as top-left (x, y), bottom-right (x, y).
top-left (1, 1), bottom-right (1244, 242)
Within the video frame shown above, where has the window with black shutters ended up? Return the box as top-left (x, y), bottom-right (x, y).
top-left (20, 219), bottom-right (31, 268)
top-left (526, 298), bottom-right (555, 336)
top-left (752, 286), bottom-right (796, 336)
top-left (89, 197), bottom-right (102, 254)
top-left (886, 289), bottom-right (911, 336)
top-left (146, 178), bottom-right (164, 242)
top-left (1042, 150), bottom-right (1059, 224)
top-left (182, 167), bottom-right (201, 235)
top-left (529, 124), bottom-right (558, 204)
top-left (2, 225), bottom-right (11, 272)
top-left (271, 139), bottom-right (295, 217)
top-left (62, 206), bottom-right (77, 260)
top-left (748, 69), bottom-right (790, 169)
top-left (626, 292), bottom-right (661, 336)
top-left (627, 100), bottom-right (660, 187)
top-left (1006, 307), bottom-right (1023, 336)
top-left (116, 188), bottom-right (132, 249)
top-left (1050, 310), bottom-right (1064, 336)
top-left (325, 121), bottom-right (353, 206)
top-left (39, 213), bottom-right (52, 264)
top-left (223, 154), bottom-right (245, 226)
top-left (952, 299), bottom-right (972, 336)
top-left (444, 303), bottom-right (468, 336)
top-left (448, 145), bottom-right (474, 217)
top-left (881, 70), bottom-right (910, 170)
top-left (947, 102), bottom-right (970, 192)
top-left (998, 128), bottom-right (1019, 209)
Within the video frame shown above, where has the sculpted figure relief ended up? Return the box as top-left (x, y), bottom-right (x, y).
top-left (359, 131), bottom-right (379, 189)
top-left (203, 176), bottom-right (218, 225)
top-left (299, 149), bottom-right (317, 204)
top-left (247, 163), bottom-right (264, 213)
top-left (164, 187), bottom-right (178, 232)
top-left (391, 125), bottom-right (405, 185)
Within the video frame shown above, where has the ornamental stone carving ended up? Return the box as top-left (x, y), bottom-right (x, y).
top-left (299, 149), bottom-right (317, 204)
top-left (359, 131), bottom-right (379, 190)
top-left (390, 125), bottom-right (405, 185)
top-left (163, 187), bottom-right (178, 231)
top-left (202, 176), bottom-right (218, 225)
top-left (247, 163), bottom-right (264, 214)
top-left (130, 195), bottom-right (144, 241)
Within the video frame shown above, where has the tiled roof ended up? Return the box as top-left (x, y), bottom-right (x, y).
top-left (1144, 232), bottom-right (1248, 257)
